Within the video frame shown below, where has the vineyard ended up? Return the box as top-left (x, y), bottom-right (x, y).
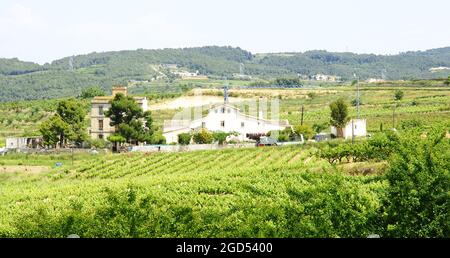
top-left (0, 125), bottom-right (449, 238)
top-left (0, 81), bottom-right (449, 238)
top-left (0, 145), bottom-right (388, 237)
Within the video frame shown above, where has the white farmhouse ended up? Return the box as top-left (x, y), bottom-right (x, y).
top-left (330, 119), bottom-right (367, 139)
top-left (163, 90), bottom-right (290, 143)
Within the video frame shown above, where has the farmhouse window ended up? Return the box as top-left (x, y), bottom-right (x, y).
top-left (98, 134), bottom-right (104, 139)
top-left (221, 108), bottom-right (225, 113)
top-left (99, 106), bottom-right (104, 115)
top-left (202, 122), bottom-right (206, 128)
top-left (221, 121), bottom-right (225, 127)
top-left (241, 122), bottom-right (245, 127)
top-left (98, 119), bottom-right (104, 131)
top-left (227, 109), bottom-right (231, 113)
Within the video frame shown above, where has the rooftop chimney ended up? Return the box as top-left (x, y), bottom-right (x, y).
top-left (112, 86), bottom-right (127, 97)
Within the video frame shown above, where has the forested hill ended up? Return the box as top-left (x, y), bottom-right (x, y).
top-left (1, 46), bottom-right (450, 101)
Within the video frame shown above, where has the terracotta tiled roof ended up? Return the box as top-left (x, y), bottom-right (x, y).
top-left (91, 96), bottom-right (146, 104)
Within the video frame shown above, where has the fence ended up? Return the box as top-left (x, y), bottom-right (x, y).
top-left (4, 148), bottom-right (109, 154)
top-left (130, 141), bottom-right (304, 153)
top-left (131, 143), bottom-right (257, 153)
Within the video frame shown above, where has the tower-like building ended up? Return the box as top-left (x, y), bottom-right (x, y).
top-left (89, 86), bottom-right (148, 140)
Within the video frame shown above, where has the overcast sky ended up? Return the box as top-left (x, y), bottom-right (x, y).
top-left (0, 0), bottom-right (449, 64)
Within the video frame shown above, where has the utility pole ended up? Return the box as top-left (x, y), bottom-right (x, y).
top-left (353, 73), bottom-right (360, 119)
top-left (352, 72), bottom-right (359, 143)
top-left (300, 105), bottom-right (304, 125)
top-left (352, 119), bottom-right (355, 144)
top-left (356, 81), bottom-right (360, 119)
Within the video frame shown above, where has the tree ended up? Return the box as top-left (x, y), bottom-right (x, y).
top-left (56, 98), bottom-right (88, 146)
top-left (382, 128), bottom-right (450, 237)
top-left (444, 76), bottom-right (450, 86)
top-left (351, 98), bottom-right (363, 106)
top-left (105, 93), bottom-right (143, 126)
top-left (193, 128), bottom-right (214, 144)
top-left (105, 93), bottom-right (155, 145)
top-left (107, 134), bottom-right (126, 152)
top-left (313, 122), bottom-right (328, 133)
top-left (178, 133), bottom-right (191, 145)
top-left (39, 98), bottom-right (87, 147)
top-left (39, 115), bottom-right (69, 148)
top-left (329, 98), bottom-right (349, 138)
top-left (293, 124), bottom-right (314, 140)
top-left (80, 86), bottom-right (105, 99)
top-left (213, 131), bottom-right (228, 145)
top-left (273, 77), bottom-right (302, 86)
top-left (394, 90), bottom-right (404, 101)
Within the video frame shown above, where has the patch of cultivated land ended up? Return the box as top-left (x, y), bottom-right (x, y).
top-left (0, 165), bottom-right (49, 174)
top-left (0, 145), bottom-right (387, 237)
top-left (148, 95), bottom-right (253, 110)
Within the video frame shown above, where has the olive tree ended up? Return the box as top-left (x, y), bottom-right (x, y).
top-left (329, 98), bottom-right (349, 138)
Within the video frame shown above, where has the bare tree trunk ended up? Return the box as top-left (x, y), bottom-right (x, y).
top-left (337, 127), bottom-right (344, 138)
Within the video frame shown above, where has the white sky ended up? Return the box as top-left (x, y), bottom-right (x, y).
top-left (0, 0), bottom-right (449, 64)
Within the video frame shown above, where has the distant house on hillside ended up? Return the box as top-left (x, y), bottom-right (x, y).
top-left (366, 78), bottom-right (385, 83)
top-left (173, 70), bottom-right (208, 80)
top-left (330, 119), bottom-right (367, 139)
top-left (163, 88), bottom-right (291, 143)
top-left (89, 86), bottom-right (148, 140)
top-left (429, 66), bottom-right (450, 72)
top-left (313, 74), bottom-right (341, 82)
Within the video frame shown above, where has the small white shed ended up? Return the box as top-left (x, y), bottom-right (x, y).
top-left (331, 119), bottom-right (367, 139)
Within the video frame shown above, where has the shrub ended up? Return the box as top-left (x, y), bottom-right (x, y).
top-left (313, 122), bottom-right (329, 133)
top-left (318, 132), bottom-right (401, 164)
top-left (382, 128), bottom-right (450, 237)
top-left (193, 129), bottom-right (213, 144)
top-left (293, 124), bottom-right (314, 140)
top-left (400, 119), bottom-right (423, 130)
top-left (394, 90), bottom-right (404, 101)
top-left (177, 133), bottom-right (191, 145)
top-left (80, 86), bottom-right (105, 99)
top-left (268, 130), bottom-right (290, 142)
top-left (212, 131), bottom-right (228, 145)
top-left (351, 99), bottom-right (363, 106)
top-left (88, 139), bottom-right (109, 149)
top-left (149, 132), bottom-right (166, 144)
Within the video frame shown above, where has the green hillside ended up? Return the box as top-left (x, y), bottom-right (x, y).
top-left (1, 46), bottom-right (449, 102)
top-left (0, 58), bottom-right (41, 75)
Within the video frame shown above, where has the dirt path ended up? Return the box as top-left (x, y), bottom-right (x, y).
top-left (0, 165), bottom-right (50, 174)
top-left (288, 153), bottom-right (303, 164)
top-left (149, 96), bottom-right (253, 110)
